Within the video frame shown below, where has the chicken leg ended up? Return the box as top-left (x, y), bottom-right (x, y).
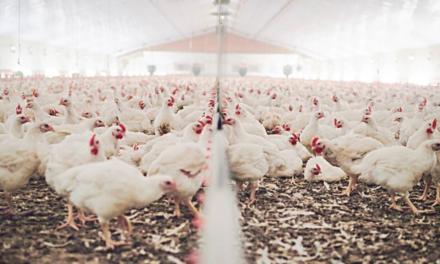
top-left (184, 198), bottom-right (200, 218)
top-left (340, 175), bottom-right (357, 196)
top-left (389, 194), bottom-right (402, 211)
top-left (433, 184), bottom-right (440, 207)
top-left (403, 192), bottom-right (433, 215)
top-left (416, 176), bottom-right (431, 201)
top-left (76, 209), bottom-right (97, 225)
top-left (99, 220), bottom-right (129, 249)
top-left (117, 215), bottom-right (133, 241)
top-left (248, 182), bottom-right (258, 205)
top-left (404, 192), bottom-right (422, 215)
top-left (57, 201), bottom-right (79, 231)
top-left (174, 197), bottom-right (182, 217)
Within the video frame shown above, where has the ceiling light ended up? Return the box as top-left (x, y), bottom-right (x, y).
top-left (213, 0), bottom-right (230, 5)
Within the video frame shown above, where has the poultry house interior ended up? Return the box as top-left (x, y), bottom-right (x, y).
top-left (1, 0), bottom-right (440, 263)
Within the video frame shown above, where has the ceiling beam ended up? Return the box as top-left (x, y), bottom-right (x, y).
top-left (148, 0), bottom-right (185, 38)
top-left (252, 0), bottom-right (295, 39)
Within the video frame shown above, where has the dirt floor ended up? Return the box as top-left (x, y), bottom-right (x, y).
top-left (1, 176), bottom-right (440, 263)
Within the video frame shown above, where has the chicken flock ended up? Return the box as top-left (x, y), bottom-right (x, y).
top-left (1, 76), bottom-right (440, 249)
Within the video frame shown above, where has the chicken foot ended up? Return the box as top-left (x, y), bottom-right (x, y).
top-left (99, 220), bottom-right (129, 249)
top-left (340, 175), bottom-right (357, 196)
top-left (432, 184), bottom-right (440, 207)
top-left (389, 194), bottom-right (402, 211)
top-left (403, 192), bottom-right (432, 215)
top-left (76, 209), bottom-right (97, 225)
top-left (57, 201), bottom-right (79, 231)
top-left (416, 177), bottom-right (431, 201)
top-left (117, 215), bottom-right (133, 241)
top-left (248, 182), bottom-right (258, 205)
top-left (184, 198), bottom-right (200, 218)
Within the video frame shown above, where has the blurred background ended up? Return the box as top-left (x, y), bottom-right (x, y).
top-left (0, 0), bottom-right (439, 84)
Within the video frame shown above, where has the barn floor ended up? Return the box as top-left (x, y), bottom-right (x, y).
top-left (1, 176), bottom-right (440, 263)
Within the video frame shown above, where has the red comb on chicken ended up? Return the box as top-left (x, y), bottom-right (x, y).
top-left (32, 89), bottom-right (39, 97)
top-left (138, 100), bottom-right (145, 110)
top-left (89, 134), bottom-right (99, 156)
top-left (289, 133), bottom-right (299, 145)
top-left (119, 123), bottom-right (126, 133)
top-left (334, 118), bottom-right (343, 128)
top-left (193, 121), bottom-right (205, 134)
top-left (16, 104), bottom-right (22, 114)
top-left (312, 164), bottom-right (321, 175)
top-left (235, 104), bottom-right (241, 115)
top-left (49, 108), bottom-right (60, 116)
top-left (427, 119), bottom-right (437, 134)
top-left (311, 137), bottom-right (320, 148)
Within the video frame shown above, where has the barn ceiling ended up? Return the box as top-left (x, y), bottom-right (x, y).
top-left (0, 0), bottom-right (439, 59)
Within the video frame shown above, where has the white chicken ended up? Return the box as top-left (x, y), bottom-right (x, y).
top-left (304, 156), bottom-right (347, 182)
top-left (227, 143), bottom-right (269, 204)
top-left (407, 118), bottom-right (438, 149)
top-left (153, 96), bottom-right (180, 135)
top-left (139, 121), bottom-right (206, 171)
top-left (147, 142), bottom-right (207, 217)
top-left (0, 122), bottom-right (54, 211)
top-left (45, 132), bottom-right (107, 229)
top-left (97, 124), bottom-right (127, 158)
top-left (312, 134), bottom-right (383, 196)
top-left (354, 115), bottom-right (397, 146)
top-left (267, 149), bottom-right (303, 182)
top-left (59, 97), bottom-right (81, 124)
top-left (299, 111), bottom-right (325, 150)
top-left (406, 119), bottom-right (439, 201)
top-left (4, 114), bottom-right (30, 139)
top-left (287, 133), bottom-right (312, 162)
top-left (354, 139), bottom-right (440, 214)
top-left (55, 158), bottom-right (176, 249)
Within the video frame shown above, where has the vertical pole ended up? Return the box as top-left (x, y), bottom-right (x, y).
top-left (216, 1), bottom-right (226, 114)
top-left (17, 0), bottom-right (21, 66)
